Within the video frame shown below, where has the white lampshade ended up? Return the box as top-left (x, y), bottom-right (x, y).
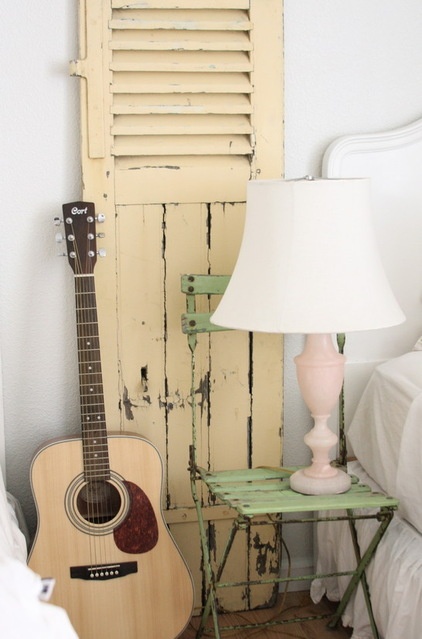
top-left (211, 177), bottom-right (404, 334)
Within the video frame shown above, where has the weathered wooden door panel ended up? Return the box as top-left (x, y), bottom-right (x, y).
top-left (76, 0), bottom-right (284, 613)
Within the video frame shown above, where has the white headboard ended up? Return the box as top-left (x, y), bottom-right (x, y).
top-left (323, 118), bottom-right (422, 427)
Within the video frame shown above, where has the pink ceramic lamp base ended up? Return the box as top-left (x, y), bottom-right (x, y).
top-left (290, 467), bottom-right (351, 495)
top-left (289, 333), bottom-right (352, 496)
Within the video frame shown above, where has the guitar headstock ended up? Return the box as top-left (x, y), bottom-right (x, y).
top-left (60, 202), bottom-right (101, 275)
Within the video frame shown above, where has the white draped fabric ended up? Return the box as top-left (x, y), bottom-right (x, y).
top-left (0, 352), bottom-right (78, 638)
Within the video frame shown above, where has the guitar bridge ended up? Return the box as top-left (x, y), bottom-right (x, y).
top-left (70, 561), bottom-right (138, 581)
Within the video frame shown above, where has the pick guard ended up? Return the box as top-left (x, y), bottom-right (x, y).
top-left (114, 480), bottom-right (159, 554)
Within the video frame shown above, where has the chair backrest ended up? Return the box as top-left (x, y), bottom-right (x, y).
top-left (181, 274), bottom-right (231, 348)
top-left (181, 274), bottom-right (232, 470)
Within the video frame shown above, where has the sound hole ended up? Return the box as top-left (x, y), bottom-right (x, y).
top-left (76, 480), bottom-right (122, 524)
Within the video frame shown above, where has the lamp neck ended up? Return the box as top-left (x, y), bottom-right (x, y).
top-left (296, 334), bottom-right (341, 365)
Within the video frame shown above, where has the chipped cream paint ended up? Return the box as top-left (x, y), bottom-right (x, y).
top-left (75, 0), bottom-right (284, 612)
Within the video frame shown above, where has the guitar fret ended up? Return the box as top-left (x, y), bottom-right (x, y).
top-left (79, 359), bottom-right (101, 373)
top-left (80, 405), bottom-right (105, 410)
top-left (83, 472), bottom-right (111, 480)
top-left (80, 391), bottom-right (103, 397)
top-left (80, 383), bottom-right (103, 387)
top-left (82, 421), bottom-right (105, 427)
top-left (80, 390), bottom-right (104, 396)
top-left (76, 325), bottom-right (99, 331)
top-left (79, 384), bottom-right (102, 389)
top-left (79, 352), bottom-right (99, 362)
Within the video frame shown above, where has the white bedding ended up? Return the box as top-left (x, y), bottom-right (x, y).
top-left (348, 350), bottom-right (422, 533)
top-left (313, 351), bottom-right (422, 638)
top-left (0, 465), bottom-right (78, 638)
top-left (312, 461), bottom-right (422, 639)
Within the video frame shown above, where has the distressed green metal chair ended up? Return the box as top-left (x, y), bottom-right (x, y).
top-left (181, 273), bottom-right (398, 639)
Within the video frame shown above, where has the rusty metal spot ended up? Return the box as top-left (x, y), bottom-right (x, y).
top-left (208, 522), bottom-right (217, 560)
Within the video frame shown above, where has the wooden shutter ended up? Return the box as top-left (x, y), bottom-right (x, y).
top-left (74, 0), bottom-right (284, 613)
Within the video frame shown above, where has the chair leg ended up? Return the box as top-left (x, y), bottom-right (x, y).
top-left (196, 517), bottom-right (241, 638)
top-left (328, 507), bottom-right (394, 638)
top-left (191, 473), bottom-right (244, 639)
top-left (189, 473), bottom-right (218, 638)
top-left (345, 516), bottom-right (380, 639)
top-left (196, 588), bottom-right (220, 639)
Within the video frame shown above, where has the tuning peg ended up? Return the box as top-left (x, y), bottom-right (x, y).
top-left (97, 248), bottom-right (106, 258)
top-left (96, 232), bottom-right (105, 239)
top-left (53, 217), bottom-right (62, 226)
top-left (96, 213), bottom-right (106, 223)
top-left (55, 232), bottom-right (65, 243)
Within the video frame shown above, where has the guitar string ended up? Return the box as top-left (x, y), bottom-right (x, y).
top-left (82, 272), bottom-right (111, 569)
top-left (73, 238), bottom-right (98, 570)
top-left (73, 223), bottom-right (113, 573)
top-left (83, 271), bottom-right (109, 569)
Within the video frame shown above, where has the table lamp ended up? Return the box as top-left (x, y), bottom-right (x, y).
top-left (210, 177), bottom-right (404, 495)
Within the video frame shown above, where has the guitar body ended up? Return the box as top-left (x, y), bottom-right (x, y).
top-left (29, 433), bottom-right (194, 639)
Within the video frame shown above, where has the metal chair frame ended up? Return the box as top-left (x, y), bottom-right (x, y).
top-left (181, 274), bottom-right (398, 639)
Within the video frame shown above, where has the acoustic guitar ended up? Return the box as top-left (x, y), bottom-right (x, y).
top-left (28, 202), bottom-right (194, 638)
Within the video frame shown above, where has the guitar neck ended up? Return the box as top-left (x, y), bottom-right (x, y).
top-left (75, 273), bottom-right (110, 481)
top-left (60, 200), bottom-right (110, 482)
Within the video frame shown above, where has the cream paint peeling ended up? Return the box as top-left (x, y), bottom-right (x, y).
top-left (127, 165), bottom-right (181, 170)
top-left (122, 385), bottom-right (135, 420)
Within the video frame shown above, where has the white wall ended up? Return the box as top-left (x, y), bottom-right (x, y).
top-left (2, 1), bottom-right (422, 555)
top-left (0, 1), bottom-right (80, 531)
top-left (283, 0), bottom-right (422, 572)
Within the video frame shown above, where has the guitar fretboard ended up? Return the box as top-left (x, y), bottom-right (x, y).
top-left (75, 274), bottom-right (110, 481)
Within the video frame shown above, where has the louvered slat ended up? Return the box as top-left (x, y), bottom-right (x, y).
top-left (112, 73), bottom-right (252, 94)
top-left (112, 0), bottom-right (249, 8)
top-left (110, 51), bottom-right (252, 73)
top-left (112, 114), bottom-right (252, 135)
top-left (110, 10), bottom-right (251, 32)
top-left (111, 94), bottom-right (252, 115)
top-left (113, 135), bottom-right (252, 157)
top-left (110, 33), bottom-right (252, 52)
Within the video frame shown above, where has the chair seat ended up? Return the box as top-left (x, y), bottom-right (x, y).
top-left (197, 465), bottom-right (398, 516)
